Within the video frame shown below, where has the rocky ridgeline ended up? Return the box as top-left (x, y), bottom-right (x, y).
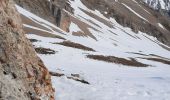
top-left (49, 0), bottom-right (73, 32)
top-left (0, 0), bottom-right (54, 99)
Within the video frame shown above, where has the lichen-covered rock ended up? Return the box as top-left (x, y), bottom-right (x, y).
top-left (0, 0), bottom-right (54, 100)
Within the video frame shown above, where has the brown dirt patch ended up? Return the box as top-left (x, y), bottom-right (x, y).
top-left (35, 47), bottom-right (56, 54)
top-left (140, 57), bottom-right (170, 65)
top-left (29, 39), bottom-right (40, 42)
top-left (24, 27), bottom-right (66, 40)
top-left (53, 41), bottom-right (95, 51)
top-left (21, 14), bottom-right (52, 32)
top-left (49, 72), bottom-right (64, 77)
top-left (87, 55), bottom-right (148, 67)
top-left (67, 76), bottom-right (90, 85)
top-left (30, 16), bottom-right (65, 34)
top-left (80, 8), bottom-right (114, 28)
top-left (21, 14), bottom-right (66, 40)
top-left (64, 10), bottom-right (97, 40)
top-left (50, 72), bottom-right (90, 84)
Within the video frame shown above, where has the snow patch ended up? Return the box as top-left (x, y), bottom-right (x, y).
top-left (69, 22), bottom-right (82, 33)
top-left (158, 23), bottom-right (166, 30)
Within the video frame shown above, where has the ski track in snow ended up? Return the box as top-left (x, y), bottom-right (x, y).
top-left (16, 1), bottom-right (170, 100)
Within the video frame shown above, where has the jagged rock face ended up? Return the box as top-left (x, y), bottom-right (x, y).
top-left (14, 0), bottom-right (73, 32)
top-left (0, 0), bottom-right (54, 100)
top-left (143, 0), bottom-right (170, 17)
top-left (143, 0), bottom-right (170, 11)
top-left (14, 0), bottom-right (55, 23)
top-left (50, 0), bottom-right (73, 32)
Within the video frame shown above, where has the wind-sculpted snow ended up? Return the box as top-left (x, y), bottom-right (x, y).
top-left (16, 1), bottom-right (170, 100)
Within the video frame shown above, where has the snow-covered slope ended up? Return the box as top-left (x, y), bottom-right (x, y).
top-left (16, 0), bottom-right (170, 99)
top-left (143, 0), bottom-right (170, 11)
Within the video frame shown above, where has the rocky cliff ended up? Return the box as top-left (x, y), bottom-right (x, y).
top-left (49, 0), bottom-right (73, 32)
top-left (0, 0), bottom-right (54, 99)
top-left (14, 0), bottom-right (55, 23)
top-left (14, 0), bottom-right (73, 32)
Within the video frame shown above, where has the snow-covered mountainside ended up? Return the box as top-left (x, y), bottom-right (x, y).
top-left (15, 0), bottom-right (170, 100)
top-left (143, 0), bottom-right (170, 11)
